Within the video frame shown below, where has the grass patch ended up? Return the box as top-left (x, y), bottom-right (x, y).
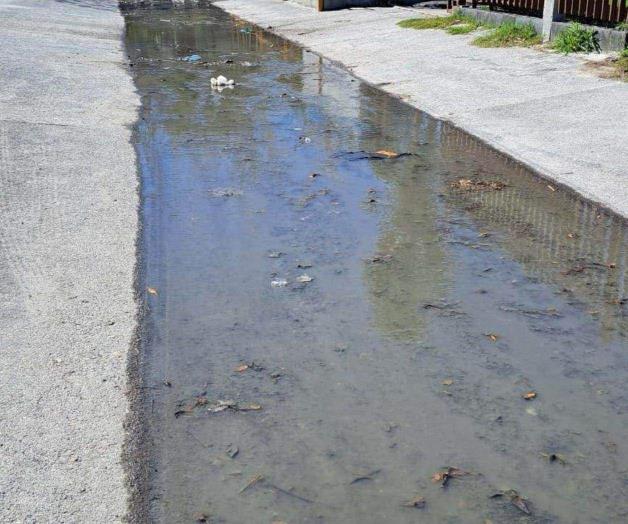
top-left (615, 49), bottom-right (628, 78)
top-left (553, 22), bottom-right (600, 53)
top-left (616, 21), bottom-right (628, 31)
top-left (398, 12), bottom-right (481, 34)
top-left (472, 22), bottom-right (540, 47)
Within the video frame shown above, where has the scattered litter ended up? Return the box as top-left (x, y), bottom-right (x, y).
top-left (450, 178), bottom-right (507, 191)
top-left (335, 150), bottom-right (413, 161)
top-left (375, 149), bottom-right (400, 158)
top-left (240, 474), bottom-right (264, 493)
top-left (271, 278), bottom-right (288, 287)
top-left (207, 399), bottom-right (262, 414)
top-left (240, 27), bottom-right (253, 34)
top-left (174, 395), bottom-right (208, 418)
top-left (490, 489), bottom-right (531, 515)
top-left (147, 286), bottom-right (158, 295)
top-left (442, 379), bottom-right (454, 386)
top-left (192, 512), bottom-right (208, 523)
top-left (431, 467), bottom-right (469, 488)
top-left (181, 54), bottom-right (201, 62)
top-left (350, 469), bottom-right (381, 484)
top-left (522, 391), bottom-right (537, 400)
top-left (402, 495), bottom-right (426, 509)
top-left (296, 274), bottom-right (313, 283)
top-left (541, 452), bottom-right (567, 465)
top-left (309, 172), bottom-right (321, 179)
top-left (268, 251), bottom-right (283, 258)
top-left (211, 75), bottom-right (235, 88)
top-left (234, 361), bottom-right (264, 373)
top-left (485, 333), bottom-right (499, 342)
top-left (226, 445), bottom-right (239, 459)
top-left (297, 262), bottom-right (312, 269)
top-left (525, 407), bottom-right (537, 416)
top-left (208, 188), bottom-right (242, 197)
top-left (299, 136), bottom-right (311, 144)
top-left (547, 184), bottom-right (557, 192)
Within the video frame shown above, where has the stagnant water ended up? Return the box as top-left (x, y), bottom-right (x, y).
top-left (125, 5), bottom-right (628, 523)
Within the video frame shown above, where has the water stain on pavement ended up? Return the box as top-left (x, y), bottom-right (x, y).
top-left (124, 4), bottom-right (628, 523)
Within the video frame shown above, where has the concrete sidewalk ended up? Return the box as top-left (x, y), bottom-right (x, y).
top-left (0, 1), bottom-right (138, 522)
top-left (217, 0), bottom-right (628, 218)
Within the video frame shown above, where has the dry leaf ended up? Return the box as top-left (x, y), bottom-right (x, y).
top-left (485, 333), bottom-right (499, 342)
top-left (402, 495), bottom-right (426, 508)
top-left (511, 494), bottom-right (531, 514)
top-left (296, 274), bottom-right (313, 283)
top-left (522, 391), bottom-right (537, 400)
top-left (147, 287), bottom-right (158, 295)
top-left (442, 379), bottom-right (454, 386)
top-left (234, 364), bottom-right (249, 373)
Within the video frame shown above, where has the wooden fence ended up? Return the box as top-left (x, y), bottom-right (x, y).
top-left (468, 0), bottom-right (628, 26)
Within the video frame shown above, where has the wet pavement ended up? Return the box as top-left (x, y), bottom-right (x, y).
top-left (125, 5), bottom-right (628, 523)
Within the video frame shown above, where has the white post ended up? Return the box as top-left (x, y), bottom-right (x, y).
top-left (542, 0), bottom-right (559, 43)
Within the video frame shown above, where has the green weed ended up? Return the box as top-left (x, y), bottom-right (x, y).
top-left (472, 22), bottom-right (540, 47)
top-left (553, 22), bottom-right (600, 53)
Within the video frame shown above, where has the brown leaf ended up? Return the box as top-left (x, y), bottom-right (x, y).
top-left (402, 495), bottom-right (426, 509)
top-left (485, 333), bottom-right (499, 342)
top-left (511, 495), bottom-right (531, 514)
top-left (147, 287), bottom-right (158, 295)
top-left (442, 379), bottom-right (454, 386)
top-left (522, 391), bottom-right (537, 400)
top-left (375, 149), bottom-right (399, 158)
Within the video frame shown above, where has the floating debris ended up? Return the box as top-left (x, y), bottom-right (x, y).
top-left (211, 75), bottom-right (235, 90)
top-left (207, 399), bottom-right (262, 414)
top-left (450, 178), bottom-right (507, 191)
top-left (147, 286), bottom-right (158, 295)
top-left (522, 391), bottom-right (537, 401)
top-left (541, 452), bottom-right (567, 465)
top-left (485, 333), bottom-right (499, 342)
top-left (335, 150), bottom-right (413, 161)
top-left (442, 379), bottom-right (454, 386)
top-left (181, 54), bottom-right (201, 62)
top-left (240, 474), bottom-right (264, 493)
top-left (271, 278), bottom-right (288, 287)
top-left (208, 188), bottom-right (242, 197)
top-left (296, 274), bottom-right (313, 283)
top-left (299, 136), bottom-right (311, 144)
top-left (268, 251), bottom-right (283, 258)
top-left (490, 489), bottom-right (532, 515)
top-left (431, 467), bottom-right (469, 488)
top-left (226, 444), bottom-right (239, 459)
top-left (192, 512), bottom-right (208, 523)
top-left (350, 469), bottom-right (381, 485)
top-left (402, 495), bottom-right (426, 509)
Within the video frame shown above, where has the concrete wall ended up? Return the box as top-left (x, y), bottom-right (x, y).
top-left (460, 7), bottom-right (628, 51)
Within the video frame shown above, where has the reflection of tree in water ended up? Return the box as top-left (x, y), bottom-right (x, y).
top-left (357, 89), bottom-right (450, 342)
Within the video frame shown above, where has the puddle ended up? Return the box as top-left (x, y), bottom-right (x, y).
top-left (124, 5), bottom-right (628, 523)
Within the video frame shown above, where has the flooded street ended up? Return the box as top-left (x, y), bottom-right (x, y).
top-left (125, 5), bottom-right (628, 523)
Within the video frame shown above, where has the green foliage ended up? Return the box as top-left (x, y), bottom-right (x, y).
top-left (552, 23), bottom-right (600, 54)
top-left (615, 21), bottom-right (628, 31)
top-left (472, 22), bottom-right (540, 48)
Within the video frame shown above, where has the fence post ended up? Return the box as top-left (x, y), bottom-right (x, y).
top-left (541, 0), bottom-right (559, 43)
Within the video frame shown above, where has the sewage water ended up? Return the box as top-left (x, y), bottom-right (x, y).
top-left (125, 5), bottom-right (628, 523)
